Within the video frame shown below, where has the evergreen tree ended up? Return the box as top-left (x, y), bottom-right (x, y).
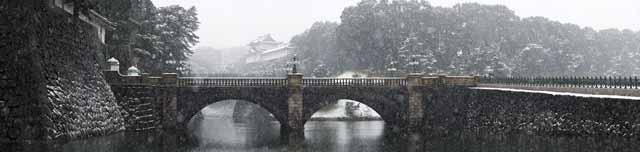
top-left (96, 1), bottom-right (199, 75)
top-left (294, 0), bottom-right (640, 77)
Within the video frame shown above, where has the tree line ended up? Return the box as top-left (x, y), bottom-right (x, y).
top-left (291, 0), bottom-right (640, 77)
top-left (96, 0), bottom-right (199, 75)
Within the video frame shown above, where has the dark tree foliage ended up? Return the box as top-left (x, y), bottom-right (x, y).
top-left (149, 5), bottom-right (200, 75)
top-left (96, 0), bottom-right (199, 75)
top-left (292, 0), bottom-right (640, 77)
top-left (290, 22), bottom-right (339, 77)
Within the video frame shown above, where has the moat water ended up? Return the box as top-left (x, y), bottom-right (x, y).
top-left (4, 117), bottom-right (639, 152)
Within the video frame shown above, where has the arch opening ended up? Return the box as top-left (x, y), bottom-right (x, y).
top-left (304, 99), bottom-right (386, 146)
top-left (308, 99), bottom-right (382, 121)
top-left (187, 99), bottom-right (282, 147)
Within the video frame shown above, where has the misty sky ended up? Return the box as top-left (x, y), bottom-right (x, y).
top-left (151, 0), bottom-right (640, 49)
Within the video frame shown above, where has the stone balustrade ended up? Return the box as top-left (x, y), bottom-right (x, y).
top-left (302, 77), bottom-right (407, 87)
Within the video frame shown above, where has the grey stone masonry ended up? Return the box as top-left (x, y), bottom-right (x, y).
top-left (406, 73), bottom-right (425, 130)
top-left (424, 87), bottom-right (640, 138)
top-left (1, 3), bottom-right (123, 143)
top-left (286, 73), bottom-right (304, 131)
top-left (105, 69), bottom-right (480, 143)
top-left (104, 70), bottom-right (177, 132)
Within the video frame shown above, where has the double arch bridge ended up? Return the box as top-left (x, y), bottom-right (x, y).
top-left (104, 68), bottom-right (640, 144)
top-left (103, 70), bottom-right (478, 137)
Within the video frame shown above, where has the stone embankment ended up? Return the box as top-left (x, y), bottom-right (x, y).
top-left (1, 4), bottom-right (124, 143)
top-left (425, 87), bottom-right (640, 137)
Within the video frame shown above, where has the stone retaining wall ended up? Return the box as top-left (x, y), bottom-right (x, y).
top-left (0, 4), bottom-right (123, 142)
top-left (110, 85), bottom-right (162, 131)
top-left (425, 87), bottom-right (640, 137)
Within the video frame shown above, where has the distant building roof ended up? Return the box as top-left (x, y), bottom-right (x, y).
top-left (252, 34), bottom-right (277, 43)
top-left (248, 34), bottom-right (287, 53)
top-left (245, 34), bottom-right (293, 64)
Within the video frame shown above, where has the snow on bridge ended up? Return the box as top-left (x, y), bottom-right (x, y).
top-left (472, 86), bottom-right (640, 100)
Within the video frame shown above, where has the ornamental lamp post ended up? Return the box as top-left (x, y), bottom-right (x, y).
top-left (165, 60), bottom-right (177, 73)
top-left (285, 59), bottom-right (292, 74)
top-left (177, 65), bottom-right (185, 75)
top-left (291, 54), bottom-right (299, 74)
top-left (408, 55), bottom-right (420, 74)
top-left (387, 67), bottom-right (397, 77)
top-left (387, 60), bottom-right (397, 77)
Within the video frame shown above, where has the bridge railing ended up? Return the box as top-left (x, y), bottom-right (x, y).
top-left (177, 77), bottom-right (288, 87)
top-left (480, 76), bottom-right (640, 89)
top-left (303, 78), bottom-right (407, 87)
top-left (423, 76), bottom-right (478, 87)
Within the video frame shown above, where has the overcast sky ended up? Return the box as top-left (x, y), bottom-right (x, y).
top-left (151, 0), bottom-right (640, 49)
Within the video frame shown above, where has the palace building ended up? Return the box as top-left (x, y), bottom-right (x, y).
top-left (245, 34), bottom-right (294, 64)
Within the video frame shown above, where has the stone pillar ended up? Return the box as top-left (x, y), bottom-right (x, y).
top-left (103, 70), bottom-right (122, 84)
top-left (437, 74), bottom-right (447, 87)
top-left (286, 73), bottom-right (304, 131)
top-left (406, 73), bottom-right (425, 131)
top-left (160, 73), bottom-right (178, 130)
top-left (473, 75), bottom-right (480, 87)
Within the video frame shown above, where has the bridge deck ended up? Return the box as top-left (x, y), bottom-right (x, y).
top-left (174, 76), bottom-right (478, 87)
top-left (177, 77), bottom-right (411, 87)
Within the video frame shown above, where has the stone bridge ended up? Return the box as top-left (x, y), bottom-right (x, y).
top-left (103, 62), bottom-right (640, 143)
top-left (104, 69), bottom-right (478, 135)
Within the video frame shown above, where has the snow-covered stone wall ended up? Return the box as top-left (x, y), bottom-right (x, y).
top-left (425, 88), bottom-right (640, 137)
top-left (0, 4), bottom-right (123, 142)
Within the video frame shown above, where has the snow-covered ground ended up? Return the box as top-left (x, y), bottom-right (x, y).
top-left (311, 100), bottom-right (381, 119)
top-left (472, 87), bottom-right (640, 100)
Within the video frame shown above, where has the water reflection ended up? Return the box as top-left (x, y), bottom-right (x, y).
top-left (304, 121), bottom-right (385, 152)
top-left (3, 118), bottom-right (639, 151)
top-left (190, 117), bottom-right (282, 151)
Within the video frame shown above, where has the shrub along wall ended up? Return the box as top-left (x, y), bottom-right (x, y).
top-left (0, 2), bottom-right (124, 143)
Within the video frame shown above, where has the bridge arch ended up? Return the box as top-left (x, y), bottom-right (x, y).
top-left (176, 87), bottom-right (290, 131)
top-left (187, 99), bottom-right (281, 125)
top-left (303, 87), bottom-right (409, 126)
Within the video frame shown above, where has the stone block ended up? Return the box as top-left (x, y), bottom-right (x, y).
top-left (0, 107), bottom-right (7, 116)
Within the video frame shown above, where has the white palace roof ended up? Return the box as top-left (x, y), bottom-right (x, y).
top-left (246, 34), bottom-right (293, 64)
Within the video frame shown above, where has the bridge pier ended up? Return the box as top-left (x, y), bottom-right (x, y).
top-left (159, 73), bottom-right (178, 130)
top-left (406, 73), bottom-right (425, 131)
top-left (286, 73), bottom-right (305, 132)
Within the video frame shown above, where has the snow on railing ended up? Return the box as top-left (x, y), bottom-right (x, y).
top-left (480, 76), bottom-right (640, 89)
top-left (178, 77), bottom-right (287, 87)
top-left (303, 78), bottom-right (407, 86)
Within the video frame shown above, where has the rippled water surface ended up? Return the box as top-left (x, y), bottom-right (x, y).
top-left (3, 117), bottom-right (639, 152)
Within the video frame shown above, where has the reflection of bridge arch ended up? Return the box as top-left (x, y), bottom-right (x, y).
top-left (190, 100), bottom-right (279, 124)
top-left (176, 87), bottom-right (290, 131)
top-left (303, 87), bottom-right (409, 126)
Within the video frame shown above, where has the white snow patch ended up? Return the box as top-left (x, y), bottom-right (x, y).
top-left (335, 71), bottom-right (367, 78)
top-left (472, 87), bottom-right (640, 100)
top-left (311, 100), bottom-right (381, 118)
